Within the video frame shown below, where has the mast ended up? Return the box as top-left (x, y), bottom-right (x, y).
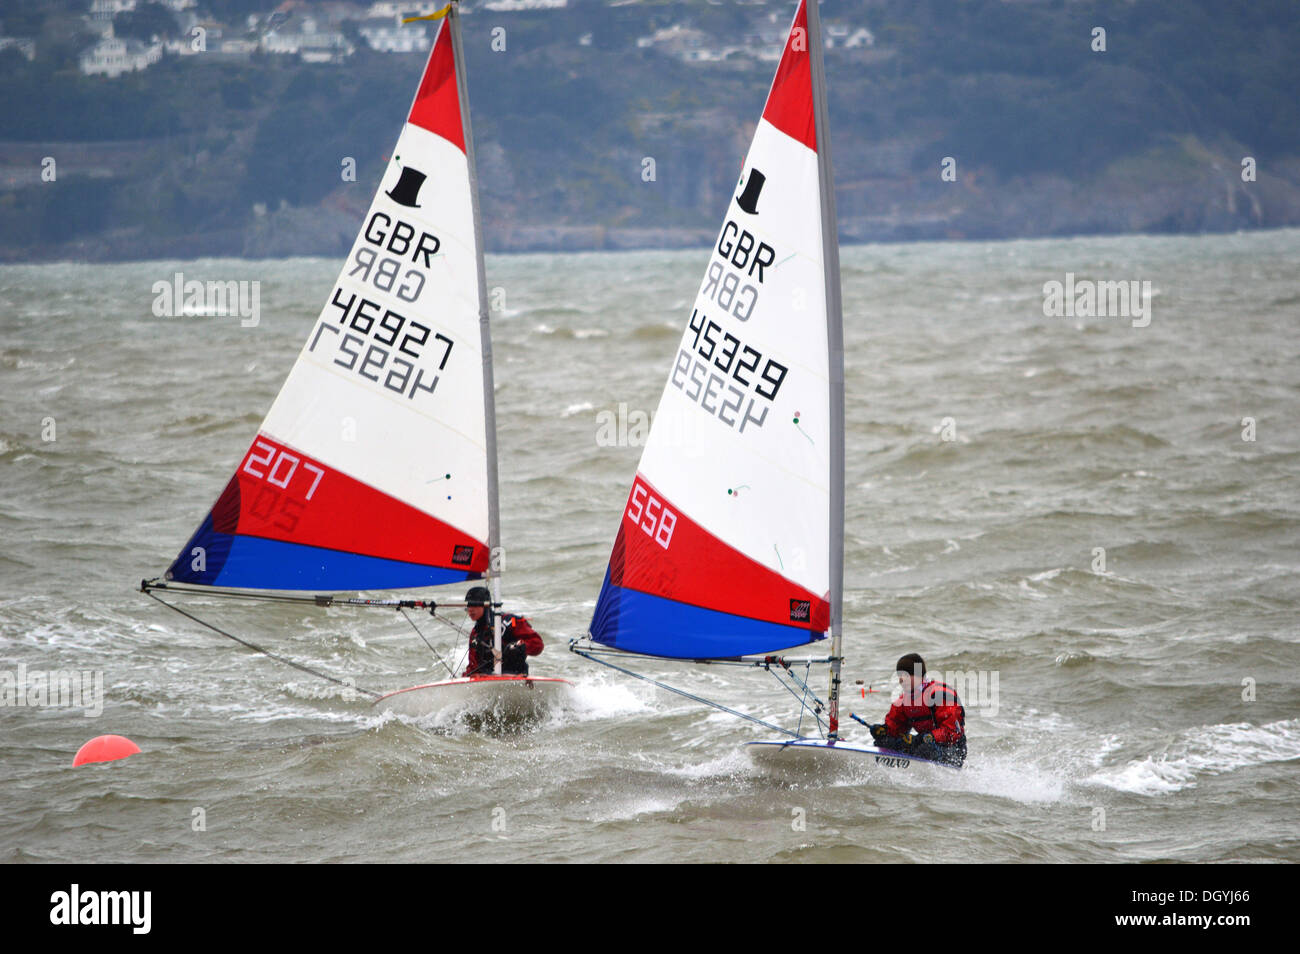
top-left (805, 0), bottom-right (845, 740)
top-left (448, 1), bottom-right (504, 673)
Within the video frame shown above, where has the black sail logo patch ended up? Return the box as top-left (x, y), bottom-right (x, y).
top-left (387, 165), bottom-right (427, 208)
top-left (451, 545), bottom-right (474, 566)
top-left (736, 168), bottom-right (766, 215)
top-left (789, 599), bottom-right (811, 622)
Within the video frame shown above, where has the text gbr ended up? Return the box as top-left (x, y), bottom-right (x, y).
top-left (674, 219), bottom-right (790, 434)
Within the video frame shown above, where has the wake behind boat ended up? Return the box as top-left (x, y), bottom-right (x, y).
top-left (141, 2), bottom-right (573, 724)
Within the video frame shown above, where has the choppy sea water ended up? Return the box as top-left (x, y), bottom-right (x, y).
top-left (1, 230), bottom-right (1298, 863)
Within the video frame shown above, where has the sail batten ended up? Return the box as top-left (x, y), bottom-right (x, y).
top-left (589, 0), bottom-right (835, 661)
top-left (161, 15), bottom-right (494, 593)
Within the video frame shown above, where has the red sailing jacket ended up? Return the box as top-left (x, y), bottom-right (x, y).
top-left (464, 613), bottom-right (543, 677)
top-left (885, 678), bottom-right (966, 744)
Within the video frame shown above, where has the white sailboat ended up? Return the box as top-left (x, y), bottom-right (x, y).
top-left (143, 2), bottom-right (571, 724)
top-left (571, 0), bottom-right (957, 776)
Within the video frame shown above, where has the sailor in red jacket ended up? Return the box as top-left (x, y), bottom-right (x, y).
top-left (462, 586), bottom-right (544, 677)
top-left (868, 653), bottom-right (967, 766)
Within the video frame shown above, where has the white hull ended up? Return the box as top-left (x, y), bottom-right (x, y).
top-left (746, 738), bottom-right (962, 779)
top-left (373, 676), bottom-right (574, 724)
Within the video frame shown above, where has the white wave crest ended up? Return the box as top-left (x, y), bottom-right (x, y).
top-left (1086, 719), bottom-right (1300, 795)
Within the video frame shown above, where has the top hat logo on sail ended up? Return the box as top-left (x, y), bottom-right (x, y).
top-left (386, 165), bottom-right (428, 208)
top-left (736, 168), bottom-right (766, 215)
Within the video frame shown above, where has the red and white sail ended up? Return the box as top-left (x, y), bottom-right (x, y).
top-left (591, 0), bottom-right (838, 657)
top-left (164, 17), bottom-right (494, 591)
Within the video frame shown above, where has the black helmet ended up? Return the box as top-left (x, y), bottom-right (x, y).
top-left (465, 586), bottom-right (491, 607)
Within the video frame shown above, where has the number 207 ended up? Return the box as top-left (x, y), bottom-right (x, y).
top-left (627, 483), bottom-right (676, 550)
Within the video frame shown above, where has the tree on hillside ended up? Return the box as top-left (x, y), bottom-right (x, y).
top-left (112, 2), bottom-right (179, 42)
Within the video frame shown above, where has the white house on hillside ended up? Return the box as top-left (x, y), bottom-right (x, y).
top-left (80, 31), bottom-right (161, 76)
top-left (367, 1), bottom-right (443, 17)
top-left (359, 16), bottom-right (430, 53)
top-left (90, 0), bottom-right (136, 20)
top-left (263, 16), bottom-right (355, 61)
top-left (483, 0), bottom-right (568, 10)
top-left (826, 24), bottom-right (874, 49)
top-left (0, 36), bottom-right (36, 60)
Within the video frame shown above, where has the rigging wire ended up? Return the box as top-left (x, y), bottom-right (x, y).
top-left (782, 660), bottom-right (824, 737)
top-left (763, 657), bottom-right (828, 738)
top-left (144, 582), bottom-right (487, 695)
top-left (141, 580), bottom-right (490, 686)
top-left (398, 607), bottom-right (458, 680)
top-left (430, 609), bottom-right (471, 675)
top-left (570, 639), bottom-right (845, 738)
top-left (143, 588), bottom-right (382, 699)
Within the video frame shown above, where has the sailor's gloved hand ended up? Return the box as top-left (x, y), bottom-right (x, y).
top-left (869, 724), bottom-right (887, 743)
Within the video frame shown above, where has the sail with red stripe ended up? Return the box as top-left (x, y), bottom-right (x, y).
top-left (164, 16), bottom-right (496, 592)
top-left (590, 0), bottom-right (840, 659)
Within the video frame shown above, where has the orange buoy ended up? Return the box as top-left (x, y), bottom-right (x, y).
top-left (73, 735), bottom-right (141, 766)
